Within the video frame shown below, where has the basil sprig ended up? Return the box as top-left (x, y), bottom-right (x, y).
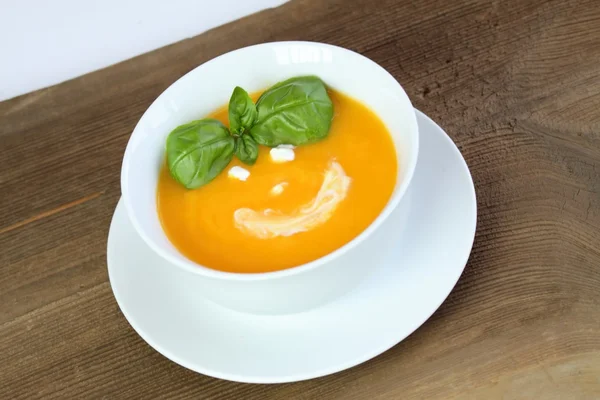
top-left (250, 76), bottom-right (334, 146)
top-left (166, 119), bottom-right (235, 189)
top-left (235, 134), bottom-right (259, 165)
top-left (228, 86), bottom-right (257, 136)
top-left (166, 76), bottom-right (333, 189)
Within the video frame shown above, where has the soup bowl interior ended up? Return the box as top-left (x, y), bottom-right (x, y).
top-left (121, 41), bottom-right (418, 284)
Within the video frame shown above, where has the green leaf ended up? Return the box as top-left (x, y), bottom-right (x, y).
top-left (235, 134), bottom-right (259, 165)
top-left (235, 135), bottom-right (258, 165)
top-left (166, 119), bottom-right (235, 189)
top-left (250, 76), bottom-right (334, 147)
top-left (228, 86), bottom-right (258, 135)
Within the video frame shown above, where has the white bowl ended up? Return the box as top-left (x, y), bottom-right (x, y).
top-left (121, 41), bottom-right (419, 314)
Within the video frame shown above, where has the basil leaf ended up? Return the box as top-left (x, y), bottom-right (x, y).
top-left (235, 134), bottom-right (259, 165)
top-left (166, 119), bottom-right (235, 189)
top-left (250, 76), bottom-right (334, 147)
top-left (229, 86), bottom-right (258, 136)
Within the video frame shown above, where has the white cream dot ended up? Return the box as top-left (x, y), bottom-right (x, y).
top-left (270, 182), bottom-right (288, 196)
top-left (227, 166), bottom-right (250, 181)
top-left (270, 145), bottom-right (295, 163)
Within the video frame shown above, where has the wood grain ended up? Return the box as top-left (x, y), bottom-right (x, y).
top-left (1, 0), bottom-right (600, 398)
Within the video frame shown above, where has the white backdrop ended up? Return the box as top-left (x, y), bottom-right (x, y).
top-left (0, 0), bottom-right (288, 101)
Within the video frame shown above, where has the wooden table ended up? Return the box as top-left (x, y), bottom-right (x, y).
top-left (2, 0), bottom-right (599, 398)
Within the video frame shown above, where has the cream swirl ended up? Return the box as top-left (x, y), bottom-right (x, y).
top-left (234, 161), bottom-right (351, 239)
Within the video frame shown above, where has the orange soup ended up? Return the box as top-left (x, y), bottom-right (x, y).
top-left (157, 90), bottom-right (397, 273)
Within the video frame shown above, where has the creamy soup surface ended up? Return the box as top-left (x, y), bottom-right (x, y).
top-left (157, 90), bottom-right (397, 273)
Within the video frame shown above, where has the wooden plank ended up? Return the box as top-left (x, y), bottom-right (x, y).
top-left (1, 0), bottom-right (599, 398)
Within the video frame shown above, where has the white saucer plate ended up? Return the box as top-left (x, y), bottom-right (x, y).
top-left (107, 109), bottom-right (477, 383)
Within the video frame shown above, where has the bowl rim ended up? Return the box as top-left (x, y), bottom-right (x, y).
top-left (121, 40), bottom-right (419, 282)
